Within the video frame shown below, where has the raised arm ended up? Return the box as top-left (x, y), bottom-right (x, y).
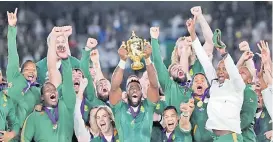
top-left (150, 27), bottom-right (173, 91)
top-left (109, 44), bottom-right (128, 105)
top-left (74, 80), bottom-right (90, 142)
top-left (61, 57), bottom-right (76, 112)
top-left (191, 6), bottom-right (214, 58)
top-left (144, 42), bottom-right (159, 103)
top-left (257, 40), bottom-right (272, 85)
top-left (218, 47), bottom-right (246, 92)
top-left (179, 99), bottom-right (194, 132)
top-left (236, 41), bottom-right (256, 78)
top-left (80, 38), bottom-right (98, 102)
top-left (6, 8), bottom-right (20, 81)
top-left (186, 16), bottom-right (217, 84)
top-left (47, 27), bottom-right (63, 88)
top-left (90, 49), bottom-right (105, 82)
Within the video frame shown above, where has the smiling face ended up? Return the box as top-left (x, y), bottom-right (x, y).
top-left (239, 66), bottom-right (253, 84)
top-left (216, 61), bottom-right (229, 84)
top-left (96, 79), bottom-right (111, 102)
top-left (41, 82), bottom-right (59, 107)
top-left (192, 74), bottom-right (209, 96)
top-left (127, 81), bottom-right (142, 107)
top-left (55, 35), bottom-right (68, 59)
top-left (169, 64), bottom-right (187, 84)
top-left (72, 69), bottom-right (83, 94)
top-left (163, 108), bottom-right (178, 133)
top-left (95, 108), bottom-right (113, 134)
top-left (22, 61), bottom-right (37, 83)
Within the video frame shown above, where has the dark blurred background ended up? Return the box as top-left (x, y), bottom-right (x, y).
top-left (0, 1), bottom-right (272, 82)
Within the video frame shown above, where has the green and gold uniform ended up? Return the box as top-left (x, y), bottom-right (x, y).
top-left (191, 97), bottom-right (213, 142)
top-left (6, 26), bottom-right (41, 129)
top-left (240, 84), bottom-right (258, 142)
top-left (162, 126), bottom-right (192, 142)
top-left (152, 38), bottom-right (192, 114)
top-left (21, 59), bottom-right (76, 142)
top-left (112, 99), bottom-right (155, 142)
top-left (254, 107), bottom-right (272, 142)
top-left (0, 91), bottom-right (20, 136)
top-left (189, 59), bottom-right (205, 77)
top-left (36, 54), bottom-right (80, 85)
top-left (80, 49), bottom-right (106, 122)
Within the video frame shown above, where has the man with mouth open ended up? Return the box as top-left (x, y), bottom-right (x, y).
top-left (36, 25), bottom-right (80, 85)
top-left (21, 27), bottom-right (76, 142)
top-left (151, 27), bottom-right (192, 115)
top-left (109, 38), bottom-right (159, 142)
top-left (236, 41), bottom-right (258, 142)
top-left (159, 100), bottom-right (194, 142)
top-left (187, 15), bottom-right (245, 141)
top-left (5, 8), bottom-right (41, 141)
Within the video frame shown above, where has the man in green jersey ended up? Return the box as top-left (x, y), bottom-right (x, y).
top-left (109, 39), bottom-right (159, 142)
top-left (21, 27), bottom-right (76, 142)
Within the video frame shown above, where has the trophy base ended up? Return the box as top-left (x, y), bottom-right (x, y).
top-left (131, 62), bottom-right (144, 70)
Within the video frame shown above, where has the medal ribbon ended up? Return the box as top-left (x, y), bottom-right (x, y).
top-left (162, 128), bottom-right (174, 142)
top-left (254, 109), bottom-right (263, 133)
top-left (43, 106), bottom-right (59, 126)
top-left (23, 80), bottom-right (39, 93)
top-left (128, 104), bottom-right (141, 118)
top-left (192, 89), bottom-right (209, 102)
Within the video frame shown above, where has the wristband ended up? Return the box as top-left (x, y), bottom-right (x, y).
top-left (145, 57), bottom-right (152, 65)
top-left (84, 46), bottom-right (91, 51)
top-left (118, 60), bottom-right (126, 69)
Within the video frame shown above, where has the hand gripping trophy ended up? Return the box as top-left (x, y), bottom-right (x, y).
top-left (121, 31), bottom-right (148, 70)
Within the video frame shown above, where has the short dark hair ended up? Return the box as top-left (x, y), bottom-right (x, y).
top-left (21, 60), bottom-right (36, 73)
top-left (72, 68), bottom-right (84, 78)
top-left (41, 82), bottom-right (56, 96)
top-left (163, 106), bottom-right (177, 114)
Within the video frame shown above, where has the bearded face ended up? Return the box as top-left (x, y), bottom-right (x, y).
top-left (96, 79), bottom-right (111, 102)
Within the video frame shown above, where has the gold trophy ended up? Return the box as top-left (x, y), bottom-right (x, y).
top-left (121, 31), bottom-right (148, 70)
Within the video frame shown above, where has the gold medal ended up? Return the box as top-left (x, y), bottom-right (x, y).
top-left (3, 95), bottom-right (7, 102)
top-left (84, 105), bottom-right (88, 112)
top-left (261, 112), bottom-right (265, 118)
top-left (53, 124), bottom-right (58, 129)
top-left (197, 101), bottom-right (203, 108)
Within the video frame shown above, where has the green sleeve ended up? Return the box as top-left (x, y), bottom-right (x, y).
top-left (151, 38), bottom-right (173, 92)
top-left (7, 98), bottom-right (20, 135)
top-left (240, 87), bottom-right (258, 130)
top-left (6, 26), bottom-right (20, 81)
top-left (154, 100), bottom-right (167, 115)
top-left (70, 56), bottom-right (80, 69)
top-left (21, 114), bottom-right (35, 142)
top-left (61, 58), bottom-right (76, 112)
top-left (79, 49), bottom-right (96, 102)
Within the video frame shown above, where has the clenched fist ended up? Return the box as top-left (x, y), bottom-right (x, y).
top-left (90, 49), bottom-right (100, 62)
top-left (150, 27), bottom-right (160, 39)
top-left (143, 42), bottom-right (152, 59)
top-left (190, 6), bottom-right (202, 17)
top-left (239, 41), bottom-right (250, 52)
top-left (186, 17), bottom-right (196, 35)
top-left (51, 27), bottom-right (63, 38)
top-left (86, 38), bottom-right (98, 49)
top-left (118, 41), bottom-right (128, 61)
top-left (7, 8), bottom-right (18, 27)
top-left (62, 26), bottom-right (72, 37)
